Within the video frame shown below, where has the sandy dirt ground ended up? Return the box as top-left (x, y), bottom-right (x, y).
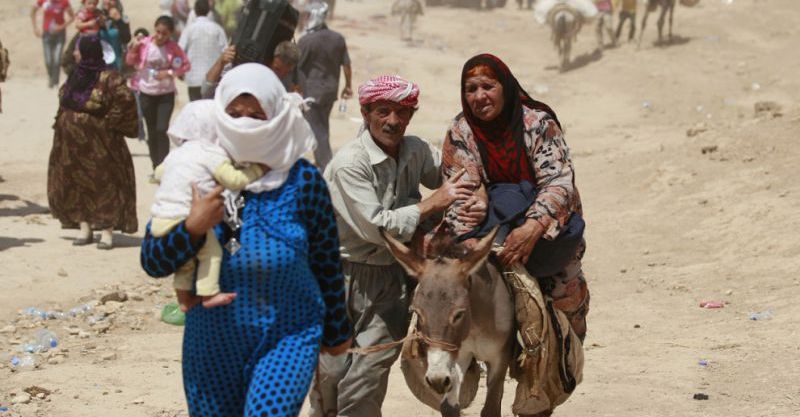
top-left (1, 0), bottom-right (799, 416)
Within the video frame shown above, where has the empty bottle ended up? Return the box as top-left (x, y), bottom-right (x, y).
top-left (68, 303), bottom-right (93, 317)
top-left (9, 354), bottom-right (36, 371)
top-left (23, 307), bottom-right (47, 320)
top-left (19, 330), bottom-right (58, 354)
top-left (749, 311), bottom-right (772, 321)
top-left (338, 100), bottom-right (347, 114)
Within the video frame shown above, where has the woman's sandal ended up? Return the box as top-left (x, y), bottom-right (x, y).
top-left (96, 241), bottom-right (113, 251)
top-left (72, 236), bottom-right (94, 246)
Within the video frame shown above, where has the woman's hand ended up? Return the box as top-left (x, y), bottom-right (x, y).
top-left (456, 195), bottom-right (487, 228)
top-left (130, 33), bottom-right (146, 49)
top-left (498, 218), bottom-right (545, 267)
top-left (321, 338), bottom-right (352, 356)
top-left (185, 184), bottom-right (225, 243)
top-left (155, 69), bottom-right (174, 81)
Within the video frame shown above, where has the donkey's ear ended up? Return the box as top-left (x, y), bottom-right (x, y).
top-left (459, 227), bottom-right (499, 277)
top-left (380, 228), bottom-right (425, 278)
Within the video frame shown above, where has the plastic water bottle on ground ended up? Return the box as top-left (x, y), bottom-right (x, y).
top-left (749, 311), bottom-right (772, 321)
top-left (23, 307), bottom-right (47, 320)
top-left (35, 329), bottom-right (58, 350)
top-left (19, 329), bottom-right (58, 353)
top-left (68, 303), bottom-right (93, 317)
top-left (9, 354), bottom-right (36, 371)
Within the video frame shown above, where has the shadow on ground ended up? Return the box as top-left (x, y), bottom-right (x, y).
top-left (0, 194), bottom-right (50, 217)
top-left (545, 49), bottom-right (605, 73)
top-left (648, 34), bottom-right (692, 48)
top-left (0, 236), bottom-right (45, 251)
top-left (59, 233), bottom-right (142, 249)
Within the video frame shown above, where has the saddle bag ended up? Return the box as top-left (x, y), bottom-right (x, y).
top-left (503, 263), bottom-right (584, 415)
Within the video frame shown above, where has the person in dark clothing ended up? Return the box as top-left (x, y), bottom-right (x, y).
top-left (297, 2), bottom-right (352, 172)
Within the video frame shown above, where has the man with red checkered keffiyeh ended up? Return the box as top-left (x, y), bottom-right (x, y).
top-left (309, 75), bottom-right (484, 417)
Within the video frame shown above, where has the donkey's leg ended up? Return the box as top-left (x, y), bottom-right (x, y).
top-left (657, 4), bottom-right (667, 43)
top-left (480, 356), bottom-right (510, 417)
top-left (668, 0), bottom-right (675, 40)
top-left (637, 7), bottom-right (652, 48)
top-left (606, 14), bottom-right (616, 46)
top-left (595, 16), bottom-right (604, 50)
top-left (563, 36), bottom-right (572, 70)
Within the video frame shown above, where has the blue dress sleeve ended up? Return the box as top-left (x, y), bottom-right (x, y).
top-left (140, 221), bottom-right (206, 278)
top-left (299, 163), bottom-right (352, 347)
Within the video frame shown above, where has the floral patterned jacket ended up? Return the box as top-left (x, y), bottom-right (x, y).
top-left (441, 106), bottom-right (582, 241)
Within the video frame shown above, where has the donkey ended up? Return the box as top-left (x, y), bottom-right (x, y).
top-left (382, 229), bottom-right (514, 417)
top-left (638, 0), bottom-right (676, 46)
top-left (550, 6), bottom-right (583, 71)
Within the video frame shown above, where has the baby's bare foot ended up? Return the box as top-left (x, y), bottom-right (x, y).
top-left (202, 292), bottom-right (237, 309)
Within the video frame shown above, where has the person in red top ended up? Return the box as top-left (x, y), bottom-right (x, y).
top-left (31, 0), bottom-right (76, 88)
top-left (75, 0), bottom-right (103, 35)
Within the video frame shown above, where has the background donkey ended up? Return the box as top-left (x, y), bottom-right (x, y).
top-left (382, 229), bottom-right (514, 417)
top-left (638, 0), bottom-right (677, 46)
top-left (551, 6), bottom-right (583, 71)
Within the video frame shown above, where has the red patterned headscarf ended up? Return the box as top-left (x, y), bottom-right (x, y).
top-left (460, 54), bottom-right (561, 184)
top-left (358, 75), bottom-right (420, 109)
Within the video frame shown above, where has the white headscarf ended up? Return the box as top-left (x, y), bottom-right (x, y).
top-left (167, 100), bottom-right (218, 147)
top-left (214, 63), bottom-right (316, 192)
top-left (305, 1), bottom-right (329, 33)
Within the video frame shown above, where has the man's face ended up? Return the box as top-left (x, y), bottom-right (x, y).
top-left (270, 56), bottom-right (294, 79)
top-left (362, 101), bottom-right (415, 146)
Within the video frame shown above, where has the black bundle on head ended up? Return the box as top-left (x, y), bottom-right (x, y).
top-left (60, 35), bottom-right (107, 112)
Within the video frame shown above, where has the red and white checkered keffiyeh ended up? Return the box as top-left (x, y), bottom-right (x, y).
top-left (357, 75), bottom-right (420, 109)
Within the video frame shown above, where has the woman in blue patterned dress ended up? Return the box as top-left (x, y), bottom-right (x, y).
top-left (140, 63), bottom-right (352, 417)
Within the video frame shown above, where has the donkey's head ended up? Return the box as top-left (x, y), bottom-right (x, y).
top-left (381, 228), bottom-right (497, 395)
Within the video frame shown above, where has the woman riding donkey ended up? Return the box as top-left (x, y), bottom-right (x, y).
top-left (431, 53), bottom-right (590, 417)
